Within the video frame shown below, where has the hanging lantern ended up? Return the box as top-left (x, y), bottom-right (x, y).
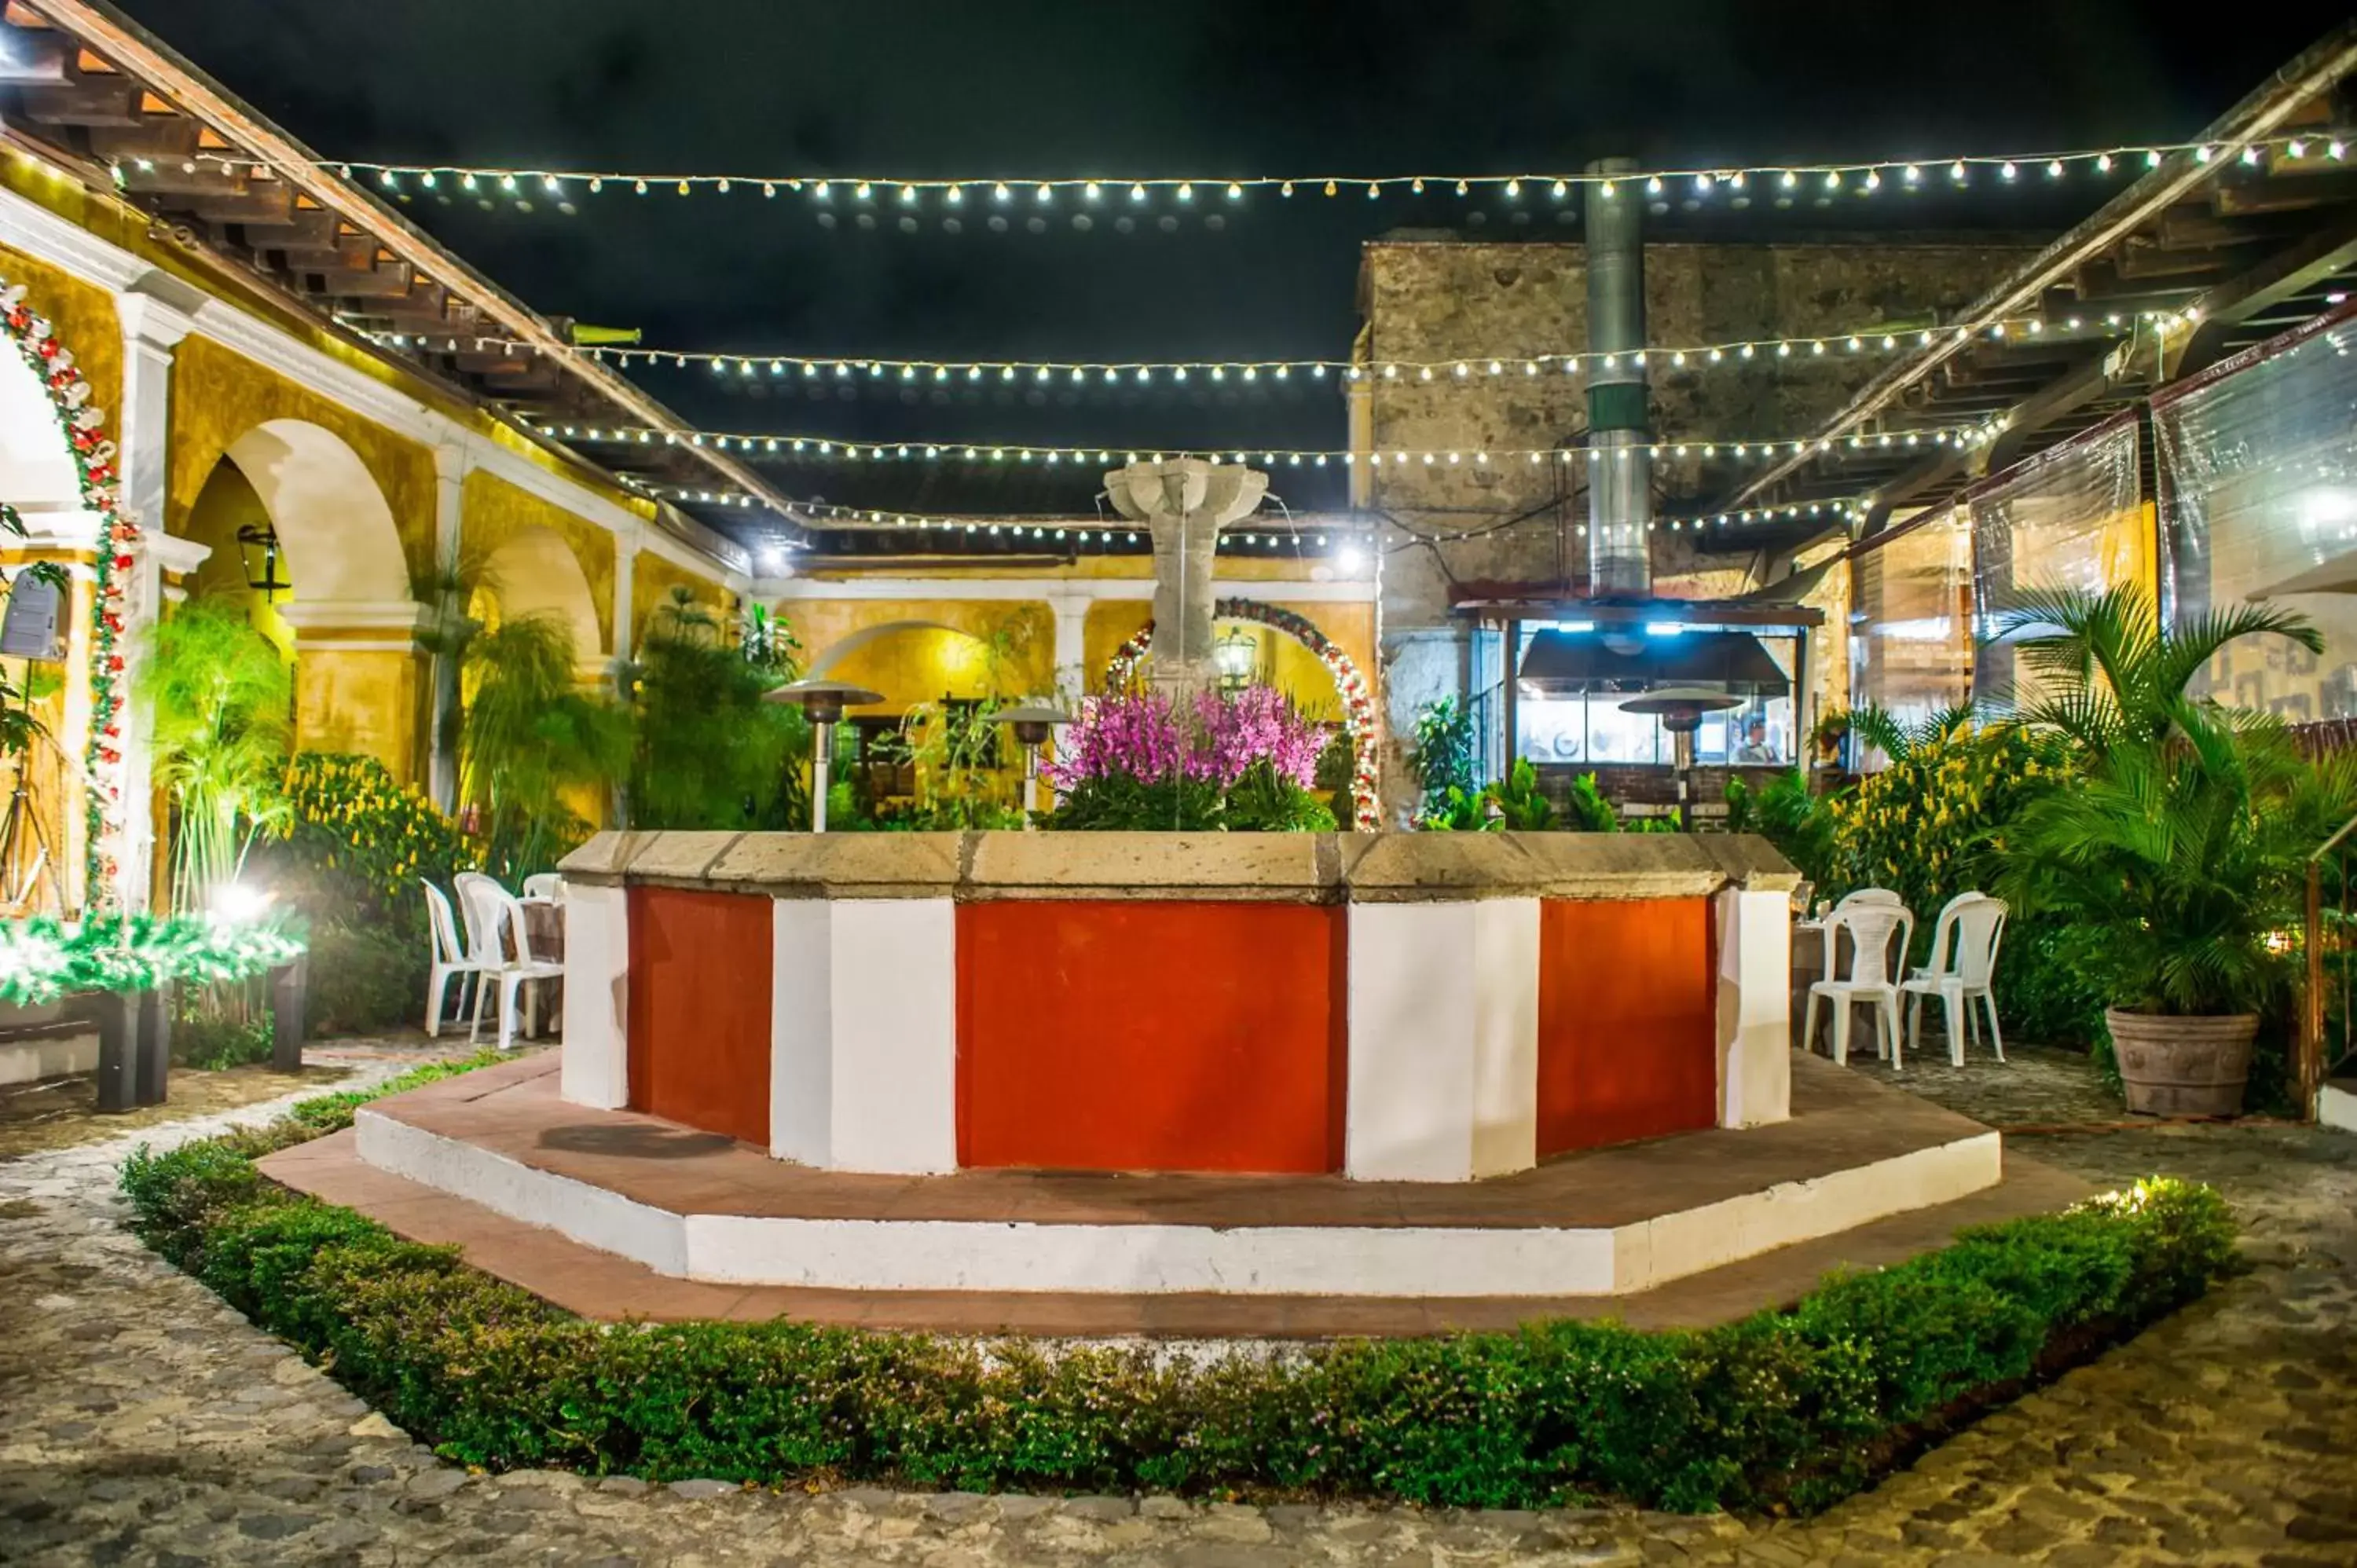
top-left (235, 522), bottom-right (291, 601)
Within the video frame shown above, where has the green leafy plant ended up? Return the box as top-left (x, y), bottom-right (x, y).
top-left (624, 591), bottom-right (808, 831)
top-left (121, 1097), bottom-right (2237, 1517)
top-left (1039, 771), bottom-right (1224, 831)
top-left (1563, 770), bottom-right (1620, 833)
top-left (1411, 696), bottom-right (1479, 825)
top-left (1224, 757), bottom-right (1340, 832)
top-left (137, 595), bottom-right (293, 913)
top-left (1725, 771), bottom-right (1835, 886)
top-left (1486, 757), bottom-right (1556, 830)
top-left (1419, 783), bottom-right (1490, 831)
top-left (460, 616), bottom-right (629, 880)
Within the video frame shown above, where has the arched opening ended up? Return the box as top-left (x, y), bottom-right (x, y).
top-left (474, 524), bottom-right (605, 672)
top-left (175, 419), bottom-right (420, 779)
top-left (809, 620), bottom-right (1017, 815)
top-left (178, 418), bottom-right (412, 648)
top-left (1102, 599), bottom-right (1381, 829)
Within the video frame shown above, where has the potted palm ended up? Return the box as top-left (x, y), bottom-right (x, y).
top-left (1992, 587), bottom-right (2357, 1115)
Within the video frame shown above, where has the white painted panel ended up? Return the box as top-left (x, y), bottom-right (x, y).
top-left (558, 883), bottom-right (631, 1110)
top-left (828, 899), bottom-right (958, 1174)
top-left (1347, 903), bottom-right (1477, 1181)
top-left (768, 899), bottom-right (835, 1164)
top-left (355, 1109), bottom-right (687, 1275)
top-left (687, 1214), bottom-right (1617, 1296)
top-left (1716, 888), bottom-right (1794, 1128)
top-left (1469, 898), bottom-right (1541, 1178)
top-left (2320, 1081), bottom-right (2357, 1134)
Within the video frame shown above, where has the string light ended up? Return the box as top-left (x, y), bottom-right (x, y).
top-left (311, 136), bottom-right (2268, 209)
top-left (395, 313), bottom-right (2124, 385)
top-left (543, 417), bottom-right (2000, 468)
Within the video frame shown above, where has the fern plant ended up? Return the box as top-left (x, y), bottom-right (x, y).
top-left (137, 596), bottom-right (292, 912)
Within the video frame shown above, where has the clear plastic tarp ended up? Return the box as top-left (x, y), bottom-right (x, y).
top-left (2159, 310), bottom-right (2357, 721)
top-left (1850, 506), bottom-right (1974, 733)
top-left (1968, 415), bottom-right (2149, 709)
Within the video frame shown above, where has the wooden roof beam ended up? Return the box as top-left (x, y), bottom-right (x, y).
top-left (2179, 209), bottom-right (2357, 372)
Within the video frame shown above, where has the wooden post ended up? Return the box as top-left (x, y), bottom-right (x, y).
top-left (269, 958), bottom-right (306, 1074)
top-left (2301, 859), bottom-right (2325, 1119)
top-left (93, 990), bottom-right (139, 1113)
top-left (135, 983), bottom-right (170, 1106)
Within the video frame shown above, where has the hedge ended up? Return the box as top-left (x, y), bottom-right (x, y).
top-left (122, 1071), bottom-right (2238, 1515)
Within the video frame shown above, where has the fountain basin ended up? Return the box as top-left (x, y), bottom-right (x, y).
top-left (555, 830), bottom-right (1798, 1182)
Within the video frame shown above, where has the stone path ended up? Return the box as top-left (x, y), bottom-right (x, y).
top-left (1, 1048), bottom-right (2352, 1566)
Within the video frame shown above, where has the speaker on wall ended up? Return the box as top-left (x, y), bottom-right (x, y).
top-left (0, 576), bottom-right (63, 661)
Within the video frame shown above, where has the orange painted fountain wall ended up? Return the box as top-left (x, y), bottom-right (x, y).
top-left (955, 901), bottom-right (1348, 1173)
top-left (625, 886), bottom-right (773, 1146)
top-left (1535, 896), bottom-right (1719, 1154)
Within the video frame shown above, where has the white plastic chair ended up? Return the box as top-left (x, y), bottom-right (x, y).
top-left (1902, 894), bottom-right (2008, 1064)
top-left (522, 873), bottom-right (563, 903)
top-left (1805, 899), bottom-right (1915, 1069)
top-left (460, 877), bottom-right (564, 1051)
top-left (420, 880), bottom-right (483, 1037)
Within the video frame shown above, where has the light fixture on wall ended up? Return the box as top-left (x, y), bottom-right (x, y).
top-left (1213, 627), bottom-right (1258, 690)
top-left (235, 523), bottom-right (291, 602)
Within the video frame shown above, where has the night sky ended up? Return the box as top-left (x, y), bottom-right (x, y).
top-left (138, 0), bottom-right (2357, 526)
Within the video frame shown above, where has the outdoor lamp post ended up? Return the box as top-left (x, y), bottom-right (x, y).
top-left (987, 703), bottom-right (1072, 826)
top-left (764, 679), bottom-right (884, 832)
top-left (1618, 685), bottom-right (1742, 832)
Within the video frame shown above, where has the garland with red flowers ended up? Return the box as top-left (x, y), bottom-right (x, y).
top-left (0, 277), bottom-right (131, 910)
top-left (1103, 598), bottom-right (1381, 830)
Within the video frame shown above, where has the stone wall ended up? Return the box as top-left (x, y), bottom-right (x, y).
top-left (1361, 233), bottom-right (2037, 809)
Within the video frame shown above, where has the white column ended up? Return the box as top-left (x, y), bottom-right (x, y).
top-left (427, 441), bottom-right (467, 811)
top-left (111, 291), bottom-right (196, 913)
top-left (1715, 887), bottom-right (1793, 1127)
top-left (769, 897), bottom-right (957, 1171)
top-left (559, 881), bottom-right (631, 1110)
top-left (612, 533), bottom-right (639, 671)
top-left (1346, 899), bottom-right (1539, 1181)
top-left (1046, 587), bottom-right (1089, 694)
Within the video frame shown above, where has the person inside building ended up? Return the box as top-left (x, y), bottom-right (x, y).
top-left (1734, 716), bottom-right (1776, 764)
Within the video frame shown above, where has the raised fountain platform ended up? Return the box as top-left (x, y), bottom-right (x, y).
top-left (307, 829), bottom-right (2038, 1317)
top-left (266, 1049), bottom-right (2066, 1332)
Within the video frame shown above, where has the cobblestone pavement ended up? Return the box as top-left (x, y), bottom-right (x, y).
top-left (1, 1049), bottom-right (2352, 1566)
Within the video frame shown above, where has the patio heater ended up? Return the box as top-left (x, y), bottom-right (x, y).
top-left (987, 703), bottom-right (1072, 826)
top-left (764, 679), bottom-right (883, 832)
top-left (1618, 686), bottom-right (1740, 831)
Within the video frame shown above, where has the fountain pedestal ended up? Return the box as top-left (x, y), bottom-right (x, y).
top-left (1102, 458), bottom-right (1268, 702)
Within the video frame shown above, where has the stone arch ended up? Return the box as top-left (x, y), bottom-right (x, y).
top-left (477, 523), bottom-right (605, 665)
top-left (213, 419), bottom-right (410, 607)
top-left (810, 619), bottom-right (988, 686)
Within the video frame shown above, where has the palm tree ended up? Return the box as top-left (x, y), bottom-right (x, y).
top-left (1846, 702), bottom-right (1977, 766)
top-left (459, 614), bottom-right (627, 879)
top-left (411, 539), bottom-right (499, 812)
top-left (136, 595), bottom-right (292, 912)
top-left (622, 589), bottom-right (808, 830)
top-left (1993, 586), bottom-right (2357, 1017)
top-left (1989, 583), bottom-right (2321, 754)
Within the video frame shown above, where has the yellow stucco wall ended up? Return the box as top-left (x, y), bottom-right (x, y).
top-left (167, 335), bottom-right (437, 582)
top-left (293, 645), bottom-right (425, 785)
top-left (792, 599), bottom-right (1054, 710)
top-left (463, 470), bottom-right (618, 654)
top-left (0, 238), bottom-right (121, 425)
top-left (632, 551), bottom-right (731, 645)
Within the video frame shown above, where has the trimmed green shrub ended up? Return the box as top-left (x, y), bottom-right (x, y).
top-left (122, 1075), bottom-right (2237, 1515)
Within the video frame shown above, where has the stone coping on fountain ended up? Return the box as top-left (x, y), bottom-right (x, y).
top-left (557, 829), bottom-right (1802, 904)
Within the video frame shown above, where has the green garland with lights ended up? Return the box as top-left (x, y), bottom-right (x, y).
top-left (0, 914), bottom-right (304, 1008)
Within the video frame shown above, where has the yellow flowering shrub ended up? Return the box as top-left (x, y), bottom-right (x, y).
top-left (278, 753), bottom-right (476, 910)
top-left (1827, 722), bottom-right (2062, 957)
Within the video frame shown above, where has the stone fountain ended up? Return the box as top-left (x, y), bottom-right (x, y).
top-left (1102, 457), bottom-right (1268, 703)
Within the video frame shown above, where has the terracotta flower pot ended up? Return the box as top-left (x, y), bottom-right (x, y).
top-left (2106, 1008), bottom-right (2258, 1117)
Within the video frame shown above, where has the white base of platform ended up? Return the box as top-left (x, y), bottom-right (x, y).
top-left (354, 1109), bottom-right (2003, 1298)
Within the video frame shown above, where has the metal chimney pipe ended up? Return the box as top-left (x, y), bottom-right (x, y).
top-left (1584, 156), bottom-right (1651, 595)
